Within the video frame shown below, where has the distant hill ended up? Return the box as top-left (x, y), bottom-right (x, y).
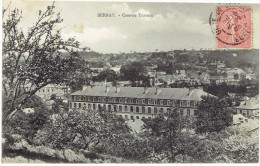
top-left (60, 49), bottom-right (259, 76)
top-left (204, 49), bottom-right (259, 76)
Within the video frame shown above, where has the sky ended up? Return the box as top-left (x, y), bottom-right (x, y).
top-left (2, 0), bottom-right (260, 53)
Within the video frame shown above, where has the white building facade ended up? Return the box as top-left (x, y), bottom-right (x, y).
top-left (69, 86), bottom-right (212, 120)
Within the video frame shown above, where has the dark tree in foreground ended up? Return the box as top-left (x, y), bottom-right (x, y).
top-left (33, 109), bottom-right (132, 155)
top-left (195, 96), bottom-right (233, 134)
top-left (2, 3), bottom-right (85, 125)
top-left (141, 111), bottom-right (194, 162)
top-left (7, 97), bottom-right (50, 144)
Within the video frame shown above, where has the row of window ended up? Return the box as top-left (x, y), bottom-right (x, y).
top-left (70, 102), bottom-right (194, 116)
top-left (37, 88), bottom-right (69, 94)
top-left (38, 88), bottom-right (55, 93)
top-left (235, 109), bottom-right (259, 117)
top-left (118, 115), bottom-right (152, 120)
top-left (72, 96), bottom-right (198, 107)
top-left (179, 109), bottom-right (192, 116)
top-left (119, 112), bottom-right (192, 120)
top-left (70, 102), bottom-right (171, 114)
top-left (72, 96), bottom-right (177, 106)
top-left (179, 101), bottom-right (198, 107)
top-left (72, 96), bottom-right (174, 105)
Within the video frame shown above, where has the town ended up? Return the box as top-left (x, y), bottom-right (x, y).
top-left (2, 1), bottom-right (259, 164)
top-left (64, 49), bottom-right (259, 123)
top-left (3, 49), bottom-right (259, 163)
top-left (39, 49), bottom-right (259, 125)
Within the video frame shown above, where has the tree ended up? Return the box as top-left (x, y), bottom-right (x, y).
top-left (141, 111), bottom-right (194, 162)
top-left (2, 3), bottom-right (84, 125)
top-left (96, 69), bottom-right (118, 82)
top-left (203, 82), bottom-right (233, 98)
top-left (120, 62), bottom-right (149, 86)
top-left (34, 108), bottom-right (131, 152)
top-left (68, 75), bottom-right (88, 93)
top-left (195, 96), bottom-right (233, 134)
top-left (50, 94), bottom-right (57, 100)
top-left (222, 128), bottom-right (259, 163)
top-left (66, 59), bottom-right (90, 92)
top-left (32, 107), bottom-right (153, 161)
top-left (51, 98), bottom-right (68, 114)
top-left (22, 95), bottom-right (47, 109)
top-left (7, 105), bottom-right (49, 144)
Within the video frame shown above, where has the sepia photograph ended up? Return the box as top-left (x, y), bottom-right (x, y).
top-left (1, 0), bottom-right (260, 164)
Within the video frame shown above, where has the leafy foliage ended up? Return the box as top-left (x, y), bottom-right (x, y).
top-left (120, 62), bottom-right (146, 81)
top-left (141, 111), bottom-right (194, 162)
top-left (203, 82), bottom-right (247, 98)
top-left (2, 3), bottom-right (83, 124)
top-left (8, 106), bottom-right (49, 144)
top-left (51, 99), bottom-right (68, 114)
top-left (95, 69), bottom-right (118, 82)
top-left (34, 109), bottom-right (130, 150)
top-left (120, 62), bottom-right (151, 86)
top-left (140, 113), bottom-right (258, 163)
top-left (195, 96), bottom-right (233, 133)
top-left (222, 132), bottom-right (259, 162)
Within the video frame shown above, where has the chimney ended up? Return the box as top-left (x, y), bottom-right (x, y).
top-left (155, 87), bottom-right (158, 94)
top-left (197, 85), bottom-right (203, 91)
top-left (143, 87), bottom-right (148, 94)
top-left (105, 84), bottom-right (108, 93)
top-left (115, 86), bottom-right (120, 93)
top-left (188, 87), bottom-right (194, 95)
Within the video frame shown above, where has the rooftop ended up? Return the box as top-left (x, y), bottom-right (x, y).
top-left (71, 86), bottom-right (212, 101)
top-left (236, 97), bottom-right (259, 110)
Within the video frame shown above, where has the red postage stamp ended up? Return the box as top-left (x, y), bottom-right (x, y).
top-left (216, 7), bottom-right (251, 49)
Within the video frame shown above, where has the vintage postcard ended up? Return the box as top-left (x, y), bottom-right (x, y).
top-left (1, 0), bottom-right (260, 164)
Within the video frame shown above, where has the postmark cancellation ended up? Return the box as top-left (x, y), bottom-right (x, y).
top-left (210, 6), bottom-right (252, 49)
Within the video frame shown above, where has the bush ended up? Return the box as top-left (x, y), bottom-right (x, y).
top-left (195, 96), bottom-right (233, 133)
top-left (7, 108), bottom-right (49, 144)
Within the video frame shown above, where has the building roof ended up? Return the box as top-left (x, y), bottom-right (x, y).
top-left (180, 89), bottom-right (214, 100)
top-left (243, 119), bottom-right (259, 132)
top-left (236, 97), bottom-right (259, 110)
top-left (233, 115), bottom-right (259, 131)
top-left (233, 114), bottom-right (247, 125)
top-left (110, 67), bottom-right (121, 72)
top-left (24, 83), bottom-right (68, 89)
top-left (71, 86), bottom-right (212, 101)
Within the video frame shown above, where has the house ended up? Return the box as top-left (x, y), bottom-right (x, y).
top-left (233, 115), bottom-right (259, 135)
top-left (22, 108), bottom-right (35, 114)
top-left (234, 96), bottom-right (259, 119)
top-left (198, 72), bottom-right (210, 84)
top-left (233, 114), bottom-right (248, 125)
top-left (156, 71), bottom-right (167, 78)
top-left (246, 74), bottom-right (256, 80)
top-left (89, 68), bottom-right (104, 77)
top-left (117, 81), bottom-right (132, 87)
top-left (179, 70), bottom-right (186, 77)
top-left (69, 86), bottom-right (213, 121)
top-left (110, 66), bottom-right (121, 74)
top-left (35, 84), bottom-right (70, 101)
top-left (147, 70), bottom-right (157, 78)
top-left (209, 74), bottom-right (241, 85)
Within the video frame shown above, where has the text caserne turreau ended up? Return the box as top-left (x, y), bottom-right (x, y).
top-left (97, 13), bottom-right (153, 18)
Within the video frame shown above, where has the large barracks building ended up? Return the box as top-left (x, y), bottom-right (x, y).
top-left (69, 86), bottom-right (211, 120)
